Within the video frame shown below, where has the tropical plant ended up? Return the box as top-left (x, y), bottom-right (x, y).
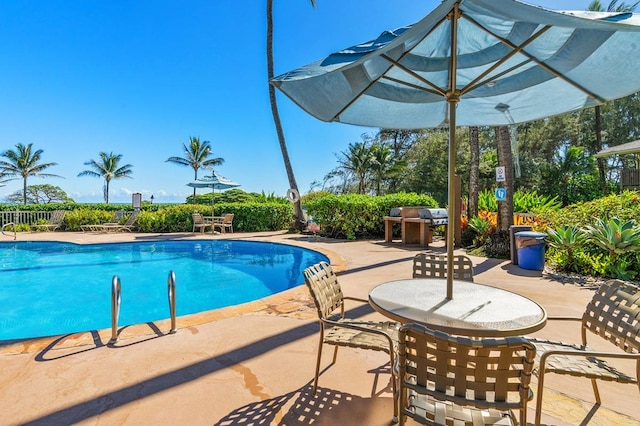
top-left (468, 216), bottom-right (494, 246)
top-left (582, 216), bottom-right (640, 279)
top-left (338, 142), bottom-right (373, 194)
top-left (266, 0), bottom-right (315, 230)
top-left (0, 143), bottom-right (62, 204)
top-left (78, 152), bottom-right (133, 204)
top-left (166, 136), bottom-right (224, 198)
top-left (582, 217), bottom-right (640, 257)
top-left (546, 225), bottom-right (586, 271)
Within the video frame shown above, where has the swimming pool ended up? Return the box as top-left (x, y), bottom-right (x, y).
top-left (0, 240), bottom-right (328, 341)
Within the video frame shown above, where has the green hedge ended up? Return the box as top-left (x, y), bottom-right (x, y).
top-left (2, 202), bottom-right (293, 233)
top-left (305, 192), bottom-right (439, 240)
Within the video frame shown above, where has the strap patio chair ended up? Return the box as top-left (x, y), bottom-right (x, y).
top-left (531, 279), bottom-right (640, 426)
top-left (212, 213), bottom-right (234, 234)
top-left (81, 209), bottom-right (125, 232)
top-left (192, 213), bottom-right (213, 234)
top-left (96, 211), bottom-right (140, 233)
top-left (302, 261), bottom-right (399, 422)
top-left (397, 323), bottom-right (536, 426)
top-left (412, 253), bottom-right (474, 282)
top-left (33, 210), bottom-right (66, 232)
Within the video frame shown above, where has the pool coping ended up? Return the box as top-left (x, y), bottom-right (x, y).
top-left (0, 233), bottom-right (345, 355)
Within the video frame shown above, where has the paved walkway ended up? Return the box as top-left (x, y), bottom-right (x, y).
top-left (0, 231), bottom-right (638, 425)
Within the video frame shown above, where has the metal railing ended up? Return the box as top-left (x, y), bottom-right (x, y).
top-left (109, 276), bottom-right (122, 344)
top-left (168, 271), bottom-right (177, 334)
top-left (109, 271), bottom-right (177, 344)
top-left (1, 222), bottom-right (16, 240)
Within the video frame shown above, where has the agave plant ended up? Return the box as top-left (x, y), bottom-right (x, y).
top-left (547, 225), bottom-right (586, 269)
top-left (582, 217), bottom-right (640, 257)
top-left (468, 216), bottom-right (494, 246)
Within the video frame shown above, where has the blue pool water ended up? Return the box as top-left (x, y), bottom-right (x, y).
top-left (0, 240), bottom-right (328, 340)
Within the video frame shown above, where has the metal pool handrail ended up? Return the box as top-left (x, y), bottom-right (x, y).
top-left (1, 222), bottom-right (16, 240)
top-left (109, 272), bottom-right (177, 344)
top-left (109, 275), bottom-right (121, 344)
top-left (168, 270), bottom-right (177, 334)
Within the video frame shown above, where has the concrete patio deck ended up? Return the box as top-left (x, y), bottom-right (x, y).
top-left (0, 231), bottom-right (638, 425)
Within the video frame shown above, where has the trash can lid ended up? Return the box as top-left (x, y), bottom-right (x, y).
top-left (515, 231), bottom-right (547, 238)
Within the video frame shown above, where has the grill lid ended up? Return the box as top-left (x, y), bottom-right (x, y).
top-left (419, 208), bottom-right (448, 219)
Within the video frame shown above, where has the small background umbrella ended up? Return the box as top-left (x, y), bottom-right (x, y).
top-left (186, 170), bottom-right (241, 213)
top-left (271, 0), bottom-right (640, 298)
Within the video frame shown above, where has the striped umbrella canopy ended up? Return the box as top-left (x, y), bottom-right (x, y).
top-left (271, 0), bottom-right (640, 298)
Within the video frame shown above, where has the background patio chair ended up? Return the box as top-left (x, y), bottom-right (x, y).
top-left (212, 213), bottom-right (234, 234)
top-left (412, 253), bottom-right (474, 282)
top-left (81, 209), bottom-right (124, 232)
top-left (192, 213), bottom-right (213, 233)
top-left (398, 323), bottom-right (535, 426)
top-left (34, 210), bottom-right (65, 232)
top-left (98, 210), bottom-right (140, 233)
top-left (302, 261), bottom-right (399, 421)
top-left (531, 279), bottom-right (640, 426)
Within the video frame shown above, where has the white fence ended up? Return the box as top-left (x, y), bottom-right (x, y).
top-left (0, 211), bottom-right (55, 226)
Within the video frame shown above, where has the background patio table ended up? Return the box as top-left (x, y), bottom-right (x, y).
top-left (369, 279), bottom-right (547, 337)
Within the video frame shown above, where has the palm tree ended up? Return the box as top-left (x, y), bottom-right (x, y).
top-left (78, 152), bottom-right (133, 204)
top-left (166, 136), bottom-right (224, 198)
top-left (0, 143), bottom-right (61, 204)
top-left (495, 126), bottom-right (514, 233)
top-left (267, 0), bottom-right (316, 230)
top-left (588, 0), bottom-right (639, 194)
top-left (339, 142), bottom-right (373, 194)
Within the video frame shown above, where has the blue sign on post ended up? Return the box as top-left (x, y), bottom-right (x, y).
top-left (495, 187), bottom-right (507, 201)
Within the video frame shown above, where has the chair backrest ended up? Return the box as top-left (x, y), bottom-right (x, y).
top-left (223, 213), bottom-right (234, 224)
top-left (398, 323), bottom-right (535, 422)
top-left (581, 279), bottom-right (640, 353)
top-left (302, 261), bottom-right (344, 320)
top-left (123, 210), bottom-right (140, 226)
top-left (192, 213), bottom-right (205, 224)
top-left (412, 253), bottom-right (474, 282)
top-left (49, 210), bottom-right (66, 224)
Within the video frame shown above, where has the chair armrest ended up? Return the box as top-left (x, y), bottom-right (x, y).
top-left (320, 318), bottom-right (398, 345)
top-left (343, 296), bottom-right (369, 304)
top-left (546, 316), bottom-right (582, 322)
top-left (539, 348), bottom-right (640, 367)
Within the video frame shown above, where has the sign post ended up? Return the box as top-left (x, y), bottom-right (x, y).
top-left (132, 193), bottom-right (142, 211)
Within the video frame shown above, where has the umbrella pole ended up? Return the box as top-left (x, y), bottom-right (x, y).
top-left (446, 99), bottom-right (457, 300)
top-left (445, 3), bottom-right (460, 300)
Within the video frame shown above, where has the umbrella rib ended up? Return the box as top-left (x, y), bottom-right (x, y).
top-left (330, 61), bottom-right (395, 122)
top-left (380, 54), bottom-right (447, 97)
top-left (459, 19), bottom-right (551, 96)
top-left (330, 11), bottom-right (452, 122)
top-left (462, 16), bottom-right (605, 102)
top-left (464, 58), bottom-right (534, 95)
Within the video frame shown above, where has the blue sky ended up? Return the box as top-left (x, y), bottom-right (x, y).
top-left (0, 0), bottom-right (591, 203)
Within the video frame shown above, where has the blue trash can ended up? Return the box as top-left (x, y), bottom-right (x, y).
top-left (514, 231), bottom-right (547, 271)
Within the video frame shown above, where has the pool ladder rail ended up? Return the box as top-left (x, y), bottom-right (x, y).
top-left (1, 222), bottom-right (16, 240)
top-left (109, 270), bottom-right (178, 344)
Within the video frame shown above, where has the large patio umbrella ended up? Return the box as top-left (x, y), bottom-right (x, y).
top-left (186, 170), bottom-right (241, 212)
top-left (271, 0), bottom-right (640, 298)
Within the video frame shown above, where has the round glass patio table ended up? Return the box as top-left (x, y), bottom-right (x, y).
top-left (368, 279), bottom-right (547, 337)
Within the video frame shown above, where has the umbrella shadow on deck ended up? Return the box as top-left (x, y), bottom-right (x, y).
top-left (215, 384), bottom-right (396, 426)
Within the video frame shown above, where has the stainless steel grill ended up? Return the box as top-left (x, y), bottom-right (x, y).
top-left (420, 208), bottom-right (448, 226)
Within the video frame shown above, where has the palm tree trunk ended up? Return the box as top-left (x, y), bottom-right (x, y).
top-left (496, 126), bottom-right (514, 232)
top-left (23, 177), bottom-right (27, 205)
top-left (594, 105), bottom-right (608, 194)
top-left (267, 0), bottom-right (305, 230)
top-left (468, 126), bottom-right (480, 218)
